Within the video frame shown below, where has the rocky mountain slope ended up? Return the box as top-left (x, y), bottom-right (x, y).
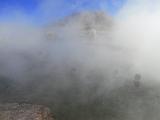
top-left (0, 11), bottom-right (160, 120)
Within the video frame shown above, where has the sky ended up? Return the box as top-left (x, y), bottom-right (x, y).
top-left (0, 0), bottom-right (126, 24)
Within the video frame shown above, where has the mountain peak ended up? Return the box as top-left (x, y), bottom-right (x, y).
top-left (46, 11), bottom-right (113, 41)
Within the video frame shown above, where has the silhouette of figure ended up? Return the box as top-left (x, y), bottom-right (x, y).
top-left (134, 73), bottom-right (141, 88)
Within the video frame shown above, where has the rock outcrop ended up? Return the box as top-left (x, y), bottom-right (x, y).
top-left (0, 103), bottom-right (54, 120)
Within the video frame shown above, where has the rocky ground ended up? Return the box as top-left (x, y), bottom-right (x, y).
top-left (0, 103), bottom-right (54, 120)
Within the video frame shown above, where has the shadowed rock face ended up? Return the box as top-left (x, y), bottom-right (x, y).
top-left (0, 103), bottom-right (54, 120)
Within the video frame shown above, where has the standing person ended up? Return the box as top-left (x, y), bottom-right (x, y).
top-left (134, 73), bottom-right (141, 88)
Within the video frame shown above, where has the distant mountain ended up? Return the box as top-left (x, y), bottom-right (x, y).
top-left (45, 11), bottom-right (113, 44)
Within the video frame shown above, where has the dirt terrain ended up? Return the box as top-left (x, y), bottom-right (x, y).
top-left (0, 103), bottom-right (54, 120)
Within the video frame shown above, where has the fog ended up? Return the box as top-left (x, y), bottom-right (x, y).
top-left (115, 0), bottom-right (160, 83)
top-left (0, 0), bottom-right (160, 120)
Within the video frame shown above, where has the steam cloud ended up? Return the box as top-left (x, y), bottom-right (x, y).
top-left (0, 0), bottom-right (160, 120)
